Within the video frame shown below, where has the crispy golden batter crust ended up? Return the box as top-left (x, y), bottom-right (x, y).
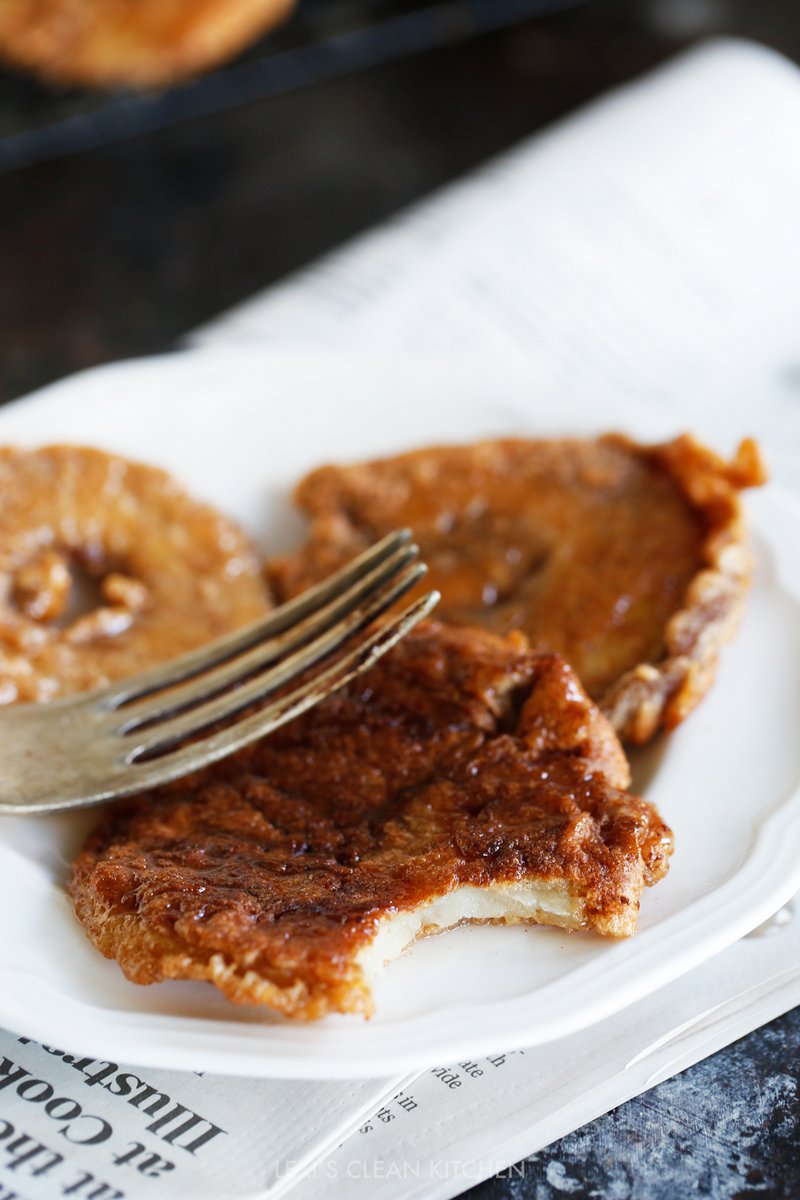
top-left (69, 624), bottom-right (673, 1020)
top-left (0, 445), bottom-right (271, 703)
top-left (0, 0), bottom-right (295, 87)
top-left (268, 434), bottom-right (765, 743)
top-left (601, 436), bottom-right (765, 741)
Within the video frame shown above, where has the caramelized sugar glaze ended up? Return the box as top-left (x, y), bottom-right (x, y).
top-left (269, 435), bottom-right (765, 742)
top-left (70, 624), bottom-right (673, 1019)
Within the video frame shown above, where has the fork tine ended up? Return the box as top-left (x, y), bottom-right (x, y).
top-left (127, 563), bottom-right (428, 758)
top-left (118, 592), bottom-right (440, 794)
top-left (99, 528), bottom-right (412, 708)
top-left (117, 540), bottom-right (420, 731)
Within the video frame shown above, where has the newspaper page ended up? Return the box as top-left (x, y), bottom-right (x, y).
top-left (0, 1030), bottom-right (405, 1200)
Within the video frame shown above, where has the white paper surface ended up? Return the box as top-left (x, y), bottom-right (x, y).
top-left (3, 36), bottom-right (800, 1200)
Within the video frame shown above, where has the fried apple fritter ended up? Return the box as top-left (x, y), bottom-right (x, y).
top-left (268, 435), bottom-right (765, 743)
top-left (69, 623), bottom-right (673, 1020)
top-left (0, 0), bottom-right (295, 87)
top-left (0, 445), bottom-right (271, 703)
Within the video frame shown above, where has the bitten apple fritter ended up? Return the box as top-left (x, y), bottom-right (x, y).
top-left (69, 623), bottom-right (673, 1020)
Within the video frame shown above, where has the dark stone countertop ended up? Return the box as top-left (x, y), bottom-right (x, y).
top-left (465, 1007), bottom-right (800, 1200)
top-left (0, 1), bottom-right (798, 1197)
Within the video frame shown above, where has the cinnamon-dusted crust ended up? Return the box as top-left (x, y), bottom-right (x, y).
top-left (0, 0), bottom-right (295, 87)
top-left (0, 445), bottom-right (271, 703)
top-left (69, 623), bottom-right (673, 1020)
top-left (268, 435), bottom-right (765, 743)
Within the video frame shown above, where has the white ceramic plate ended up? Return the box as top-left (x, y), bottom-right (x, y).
top-left (1, 347), bottom-right (799, 1079)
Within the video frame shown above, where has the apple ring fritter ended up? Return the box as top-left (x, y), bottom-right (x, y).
top-left (0, 444), bottom-right (271, 703)
top-left (268, 434), bottom-right (765, 743)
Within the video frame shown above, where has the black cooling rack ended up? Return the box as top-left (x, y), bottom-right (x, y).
top-left (0, 0), bottom-right (587, 172)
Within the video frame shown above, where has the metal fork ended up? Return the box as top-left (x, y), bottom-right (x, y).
top-left (0, 530), bottom-right (439, 814)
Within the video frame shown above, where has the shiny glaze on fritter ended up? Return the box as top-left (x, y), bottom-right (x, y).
top-left (70, 623), bottom-right (672, 1019)
top-left (269, 434), bottom-right (764, 741)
